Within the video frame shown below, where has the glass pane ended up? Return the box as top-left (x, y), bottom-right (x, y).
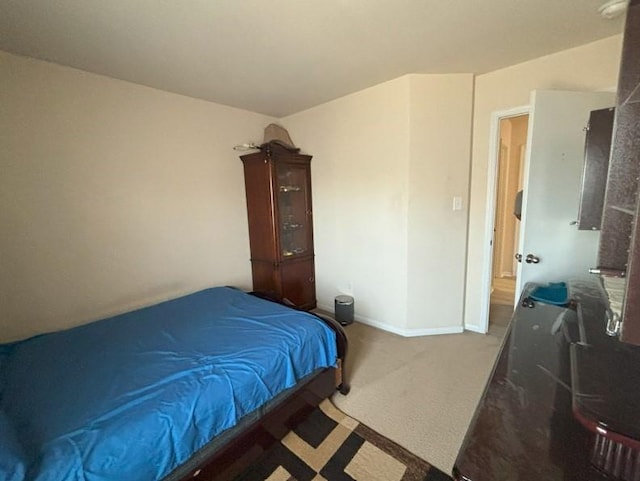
top-left (276, 164), bottom-right (309, 258)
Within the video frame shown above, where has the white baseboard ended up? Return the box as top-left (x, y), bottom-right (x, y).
top-left (464, 324), bottom-right (487, 334)
top-left (317, 303), bottom-right (464, 337)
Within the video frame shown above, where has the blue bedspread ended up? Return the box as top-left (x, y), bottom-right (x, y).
top-left (0, 287), bottom-right (337, 481)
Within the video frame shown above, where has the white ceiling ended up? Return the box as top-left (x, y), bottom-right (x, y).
top-left (0, 0), bottom-right (624, 117)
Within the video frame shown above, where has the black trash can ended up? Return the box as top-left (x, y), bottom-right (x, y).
top-left (334, 295), bottom-right (354, 326)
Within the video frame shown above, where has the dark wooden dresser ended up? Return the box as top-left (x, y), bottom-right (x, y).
top-left (453, 280), bottom-right (640, 481)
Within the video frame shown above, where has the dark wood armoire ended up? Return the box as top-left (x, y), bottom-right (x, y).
top-left (240, 143), bottom-right (316, 310)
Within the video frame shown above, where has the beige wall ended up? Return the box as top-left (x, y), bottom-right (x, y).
top-left (464, 35), bottom-right (623, 331)
top-left (282, 77), bottom-right (412, 332)
top-left (406, 74), bottom-right (474, 331)
top-left (0, 51), bottom-right (274, 342)
top-left (283, 74), bottom-right (473, 334)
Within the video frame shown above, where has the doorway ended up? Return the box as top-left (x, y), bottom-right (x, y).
top-left (476, 91), bottom-right (617, 336)
top-left (488, 114), bottom-right (529, 337)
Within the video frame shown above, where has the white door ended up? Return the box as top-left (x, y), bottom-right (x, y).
top-left (515, 89), bottom-right (615, 298)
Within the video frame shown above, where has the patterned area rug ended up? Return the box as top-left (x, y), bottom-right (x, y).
top-left (234, 400), bottom-right (453, 481)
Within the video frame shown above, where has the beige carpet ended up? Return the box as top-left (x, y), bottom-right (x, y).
top-left (329, 322), bottom-right (503, 475)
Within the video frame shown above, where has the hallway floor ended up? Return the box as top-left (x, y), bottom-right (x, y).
top-left (489, 276), bottom-right (516, 337)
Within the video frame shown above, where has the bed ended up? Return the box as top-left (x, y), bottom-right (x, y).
top-left (0, 286), bottom-right (349, 481)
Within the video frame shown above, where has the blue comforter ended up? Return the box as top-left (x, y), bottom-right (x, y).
top-left (0, 287), bottom-right (337, 481)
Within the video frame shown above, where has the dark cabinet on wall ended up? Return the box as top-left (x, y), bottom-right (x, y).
top-left (240, 144), bottom-right (316, 310)
top-left (577, 107), bottom-right (615, 231)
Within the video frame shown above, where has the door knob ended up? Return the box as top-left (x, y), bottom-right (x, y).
top-left (525, 254), bottom-right (540, 264)
top-left (515, 253), bottom-right (523, 263)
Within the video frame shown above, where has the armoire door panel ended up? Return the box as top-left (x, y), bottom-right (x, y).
top-left (280, 260), bottom-right (316, 310)
top-left (276, 163), bottom-right (313, 260)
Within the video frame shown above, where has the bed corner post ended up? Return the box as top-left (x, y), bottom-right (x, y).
top-left (313, 313), bottom-right (350, 395)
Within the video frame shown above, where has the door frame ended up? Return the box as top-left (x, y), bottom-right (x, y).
top-left (477, 105), bottom-right (530, 335)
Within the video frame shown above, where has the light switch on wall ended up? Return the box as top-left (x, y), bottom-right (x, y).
top-left (453, 196), bottom-right (463, 211)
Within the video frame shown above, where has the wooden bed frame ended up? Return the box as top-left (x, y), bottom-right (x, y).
top-left (176, 297), bottom-right (350, 481)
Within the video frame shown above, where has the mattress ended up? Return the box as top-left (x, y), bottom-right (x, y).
top-left (0, 287), bottom-right (337, 481)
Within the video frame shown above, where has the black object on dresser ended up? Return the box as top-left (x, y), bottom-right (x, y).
top-left (453, 280), bottom-right (640, 481)
top-left (240, 143), bottom-right (316, 310)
